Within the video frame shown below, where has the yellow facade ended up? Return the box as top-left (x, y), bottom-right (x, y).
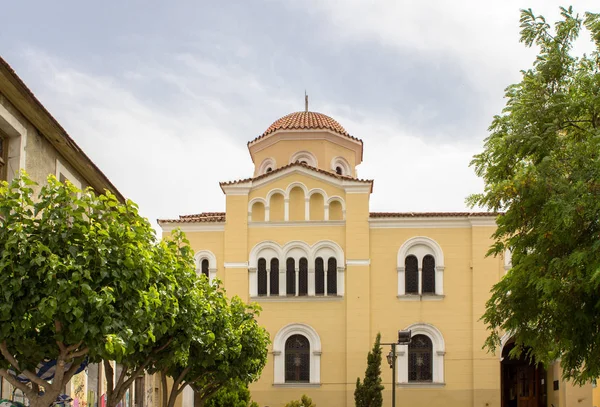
top-left (160, 111), bottom-right (592, 407)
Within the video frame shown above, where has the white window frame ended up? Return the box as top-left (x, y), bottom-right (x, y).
top-left (0, 102), bottom-right (27, 183)
top-left (194, 250), bottom-right (217, 283)
top-left (273, 323), bottom-right (321, 385)
top-left (397, 323), bottom-right (445, 385)
top-left (249, 240), bottom-right (345, 298)
top-left (290, 151), bottom-right (317, 167)
top-left (258, 157), bottom-right (276, 175)
top-left (397, 236), bottom-right (445, 298)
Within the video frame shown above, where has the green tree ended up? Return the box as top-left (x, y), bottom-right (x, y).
top-left (0, 174), bottom-right (184, 407)
top-left (204, 379), bottom-right (258, 407)
top-left (102, 229), bottom-right (200, 407)
top-left (284, 394), bottom-right (316, 407)
top-left (469, 7), bottom-right (600, 383)
top-left (159, 291), bottom-right (270, 407)
top-left (354, 333), bottom-right (383, 407)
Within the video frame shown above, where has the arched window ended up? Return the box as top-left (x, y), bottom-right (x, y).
top-left (422, 255), bottom-right (435, 294)
top-left (195, 250), bottom-right (217, 283)
top-left (285, 335), bottom-right (310, 383)
top-left (270, 258), bottom-right (280, 296)
top-left (257, 258), bottom-right (267, 296)
top-left (397, 237), bottom-right (445, 297)
top-left (327, 257), bottom-right (337, 295)
top-left (405, 255), bottom-right (418, 294)
top-left (201, 259), bottom-right (209, 278)
top-left (273, 323), bottom-right (321, 384)
top-left (335, 166), bottom-right (342, 175)
top-left (299, 258), bottom-right (308, 296)
top-left (315, 257), bottom-right (325, 295)
top-left (397, 323), bottom-right (445, 385)
top-left (408, 335), bottom-right (433, 382)
top-left (286, 258), bottom-right (296, 295)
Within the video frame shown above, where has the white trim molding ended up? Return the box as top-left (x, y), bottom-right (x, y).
top-left (330, 156), bottom-right (352, 176)
top-left (257, 157), bottom-right (276, 175)
top-left (273, 323), bottom-right (321, 385)
top-left (224, 262), bottom-right (249, 268)
top-left (159, 223), bottom-right (225, 233)
top-left (249, 240), bottom-right (345, 297)
top-left (56, 159), bottom-right (82, 189)
top-left (0, 101), bottom-right (28, 183)
top-left (397, 323), bottom-right (445, 385)
top-left (346, 259), bottom-right (370, 266)
top-left (290, 151), bottom-right (318, 167)
top-left (194, 250), bottom-right (217, 283)
top-left (397, 236), bottom-right (445, 296)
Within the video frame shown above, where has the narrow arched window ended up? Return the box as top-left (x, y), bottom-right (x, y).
top-left (335, 166), bottom-right (343, 175)
top-left (422, 255), bottom-right (435, 294)
top-left (315, 257), bottom-right (325, 295)
top-left (299, 258), bottom-right (308, 296)
top-left (286, 258), bottom-right (296, 295)
top-left (201, 259), bottom-right (209, 278)
top-left (327, 257), bottom-right (337, 295)
top-left (285, 335), bottom-right (310, 383)
top-left (258, 258), bottom-right (267, 296)
top-left (405, 255), bottom-right (418, 294)
top-left (270, 258), bottom-right (279, 296)
top-left (408, 335), bottom-right (433, 382)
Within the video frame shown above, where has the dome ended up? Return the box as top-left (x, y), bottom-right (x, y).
top-left (250, 111), bottom-right (359, 144)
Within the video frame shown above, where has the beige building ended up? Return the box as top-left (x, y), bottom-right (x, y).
top-left (159, 108), bottom-right (593, 407)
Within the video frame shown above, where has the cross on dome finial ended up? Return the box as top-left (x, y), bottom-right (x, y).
top-left (305, 91), bottom-right (308, 112)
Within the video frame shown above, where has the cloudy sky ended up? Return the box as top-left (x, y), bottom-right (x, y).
top-left (1, 1), bottom-right (598, 231)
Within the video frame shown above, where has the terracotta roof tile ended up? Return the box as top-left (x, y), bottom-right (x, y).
top-left (219, 161), bottom-right (373, 190)
top-left (249, 111), bottom-right (363, 145)
top-left (157, 212), bottom-right (226, 224)
top-left (369, 212), bottom-right (500, 218)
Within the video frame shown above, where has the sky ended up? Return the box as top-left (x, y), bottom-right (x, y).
top-left (1, 1), bottom-right (598, 231)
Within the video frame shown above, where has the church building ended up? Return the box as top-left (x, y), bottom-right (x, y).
top-left (158, 105), bottom-right (592, 407)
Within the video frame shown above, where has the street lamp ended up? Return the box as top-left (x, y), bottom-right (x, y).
top-left (382, 330), bottom-right (411, 407)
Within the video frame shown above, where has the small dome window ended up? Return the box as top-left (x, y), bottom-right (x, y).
top-left (290, 151), bottom-right (317, 168)
top-left (335, 166), bottom-right (343, 175)
top-left (258, 158), bottom-right (276, 175)
top-left (331, 157), bottom-right (351, 177)
top-left (266, 167), bottom-right (273, 173)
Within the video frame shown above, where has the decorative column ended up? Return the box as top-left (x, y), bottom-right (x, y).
top-left (305, 198), bottom-right (310, 221)
top-left (284, 198), bottom-right (290, 221)
top-left (248, 267), bottom-right (257, 297)
top-left (397, 266), bottom-right (405, 296)
top-left (308, 267), bottom-right (315, 296)
top-left (337, 266), bottom-right (345, 296)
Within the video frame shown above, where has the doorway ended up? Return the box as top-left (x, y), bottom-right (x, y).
top-left (501, 342), bottom-right (547, 407)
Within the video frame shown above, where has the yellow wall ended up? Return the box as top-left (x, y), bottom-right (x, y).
top-left (251, 134), bottom-right (358, 177)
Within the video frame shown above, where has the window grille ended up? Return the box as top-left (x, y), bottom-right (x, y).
top-left (408, 335), bottom-right (433, 382)
top-left (405, 255), bottom-right (418, 294)
top-left (327, 257), bottom-right (337, 295)
top-left (270, 258), bottom-right (279, 296)
top-left (201, 259), bottom-right (209, 278)
top-left (299, 258), bottom-right (308, 296)
top-left (422, 255), bottom-right (435, 294)
top-left (286, 258), bottom-right (296, 295)
top-left (315, 257), bottom-right (325, 295)
top-left (257, 258), bottom-right (267, 296)
top-left (285, 335), bottom-right (310, 382)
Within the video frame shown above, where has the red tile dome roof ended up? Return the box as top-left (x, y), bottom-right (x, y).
top-left (249, 111), bottom-right (361, 144)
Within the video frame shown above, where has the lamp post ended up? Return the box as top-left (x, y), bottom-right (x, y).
top-left (383, 330), bottom-right (411, 407)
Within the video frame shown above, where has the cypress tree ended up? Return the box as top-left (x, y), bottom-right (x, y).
top-left (354, 333), bottom-right (384, 407)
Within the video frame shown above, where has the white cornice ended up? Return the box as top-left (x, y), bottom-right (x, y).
top-left (346, 259), bottom-right (370, 266)
top-left (160, 223), bottom-right (225, 233)
top-left (249, 220), bottom-right (345, 228)
top-left (224, 262), bottom-right (249, 268)
top-left (248, 129), bottom-right (363, 164)
top-left (222, 165), bottom-right (372, 196)
top-left (369, 216), bottom-right (497, 229)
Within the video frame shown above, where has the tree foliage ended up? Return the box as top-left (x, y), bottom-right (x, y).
top-left (0, 174), bottom-right (184, 407)
top-left (469, 7), bottom-right (600, 383)
top-left (284, 394), bottom-right (316, 407)
top-left (354, 333), bottom-right (383, 407)
top-left (159, 289), bottom-right (270, 407)
top-left (204, 379), bottom-right (258, 407)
